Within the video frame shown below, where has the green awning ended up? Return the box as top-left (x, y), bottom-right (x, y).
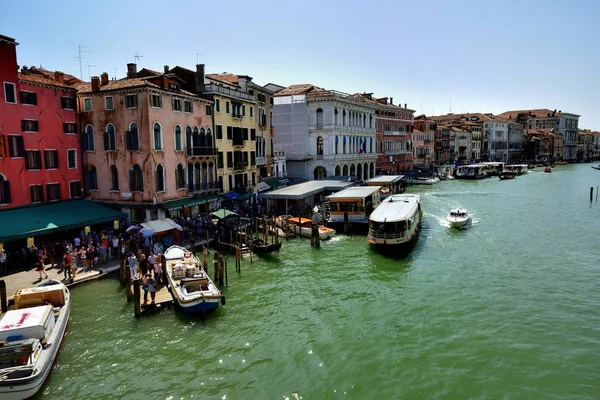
top-left (161, 194), bottom-right (221, 211)
top-left (0, 200), bottom-right (124, 242)
top-left (265, 178), bottom-right (285, 189)
top-left (211, 209), bottom-right (239, 220)
top-left (237, 193), bottom-right (255, 201)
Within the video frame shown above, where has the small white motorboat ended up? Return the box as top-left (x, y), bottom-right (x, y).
top-left (446, 208), bottom-right (471, 228)
top-left (0, 280), bottom-right (70, 399)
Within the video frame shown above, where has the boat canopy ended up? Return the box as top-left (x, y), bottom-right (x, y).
top-left (369, 194), bottom-right (420, 223)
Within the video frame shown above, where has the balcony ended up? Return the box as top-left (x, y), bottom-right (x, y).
top-left (256, 156), bottom-right (267, 166)
top-left (204, 84), bottom-right (254, 102)
top-left (188, 182), bottom-right (220, 193)
top-left (232, 113), bottom-right (243, 119)
top-left (233, 161), bottom-right (249, 171)
top-left (186, 146), bottom-right (217, 157)
top-left (384, 130), bottom-right (407, 136)
top-left (232, 137), bottom-right (245, 147)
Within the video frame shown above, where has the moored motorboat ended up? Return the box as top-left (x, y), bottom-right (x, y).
top-left (163, 245), bottom-right (224, 314)
top-left (446, 208), bottom-right (471, 228)
top-left (498, 170), bottom-right (517, 180)
top-left (276, 216), bottom-right (336, 240)
top-left (249, 237), bottom-right (282, 254)
top-left (367, 194), bottom-right (422, 253)
top-left (0, 280), bottom-right (70, 400)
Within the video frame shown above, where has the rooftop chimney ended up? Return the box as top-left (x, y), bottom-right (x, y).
top-left (390, 97), bottom-right (393, 105)
top-left (91, 76), bottom-right (101, 92)
top-left (127, 63), bottom-right (137, 79)
top-left (164, 65), bottom-right (169, 74)
top-left (100, 72), bottom-right (109, 86)
top-left (195, 64), bottom-right (205, 95)
top-left (54, 71), bottom-right (64, 84)
top-left (404, 103), bottom-right (407, 109)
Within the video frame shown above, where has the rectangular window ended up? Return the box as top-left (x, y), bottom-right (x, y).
top-left (172, 98), bottom-right (182, 112)
top-left (83, 98), bottom-right (92, 112)
top-left (21, 119), bottom-right (39, 132)
top-left (168, 83), bottom-right (179, 91)
top-left (125, 94), bottom-right (138, 108)
top-left (46, 183), bottom-right (61, 201)
top-left (151, 94), bottom-right (162, 108)
top-left (206, 104), bottom-right (212, 116)
top-left (215, 99), bottom-right (220, 112)
top-left (216, 125), bottom-right (223, 139)
top-left (226, 101), bottom-right (230, 114)
top-left (4, 82), bottom-right (16, 104)
top-left (30, 185), bottom-right (44, 203)
top-left (69, 181), bottom-right (81, 199)
top-left (61, 96), bottom-right (76, 109)
top-left (226, 151), bottom-right (233, 168)
top-left (67, 149), bottom-right (77, 169)
top-left (44, 150), bottom-right (59, 169)
top-left (242, 128), bottom-right (249, 141)
top-left (20, 91), bottom-right (37, 105)
top-left (218, 152), bottom-right (224, 168)
top-left (25, 150), bottom-right (42, 170)
top-left (242, 105), bottom-right (246, 117)
top-left (250, 106), bottom-right (253, 118)
top-left (250, 129), bottom-right (256, 141)
top-left (251, 151), bottom-right (256, 165)
top-left (104, 96), bottom-right (114, 110)
top-left (248, 89), bottom-right (254, 96)
top-left (184, 101), bottom-right (193, 113)
top-left (8, 135), bottom-right (24, 157)
top-left (63, 122), bottom-right (77, 134)
top-left (226, 126), bottom-right (232, 140)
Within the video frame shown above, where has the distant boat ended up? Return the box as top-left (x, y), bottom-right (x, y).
top-left (591, 165), bottom-right (600, 170)
top-left (446, 208), bottom-right (471, 229)
top-left (499, 170), bottom-right (517, 180)
top-left (544, 166), bottom-right (552, 173)
top-left (402, 176), bottom-right (440, 185)
top-left (0, 280), bottom-right (70, 399)
top-left (164, 245), bottom-right (225, 314)
top-left (249, 237), bottom-right (282, 254)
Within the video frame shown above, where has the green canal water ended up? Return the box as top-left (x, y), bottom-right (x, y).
top-left (39, 164), bottom-right (600, 399)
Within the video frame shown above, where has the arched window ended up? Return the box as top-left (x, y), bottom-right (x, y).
top-left (369, 115), bottom-right (373, 129)
top-left (153, 122), bottom-right (163, 150)
top-left (335, 135), bottom-right (339, 154)
top-left (317, 136), bottom-right (324, 156)
top-left (84, 124), bottom-right (95, 151)
top-left (127, 122), bottom-right (139, 150)
top-left (334, 108), bottom-right (339, 125)
top-left (0, 173), bottom-right (11, 204)
top-left (313, 166), bottom-right (327, 180)
top-left (199, 128), bottom-right (207, 148)
top-left (206, 128), bottom-right (213, 149)
top-left (316, 108), bottom-right (323, 127)
top-left (174, 125), bottom-right (183, 151)
top-left (187, 164), bottom-right (194, 192)
top-left (343, 110), bottom-right (346, 126)
top-left (104, 123), bottom-right (116, 151)
top-left (130, 164), bottom-right (143, 192)
top-left (335, 166), bottom-right (341, 176)
top-left (363, 114), bottom-right (366, 128)
top-left (176, 163), bottom-right (186, 189)
top-left (87, 166), bottom-right (98, 190)
top-left (110, 165), bottom-right (119, 191)
top-left (342, 165), bottom-right (348, 176)
top-left (192, 127), bottom-right (200, 148)
top-left (369, 137), bottom-right (373, 153)
top-left (156, 164), bottom-right (165, 192)
top-left (343, 136), bottom-right (347, 154)
top-left (185, 126), bottom-right (192, 152)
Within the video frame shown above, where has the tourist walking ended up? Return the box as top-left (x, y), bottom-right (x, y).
top-left (139, 254), bottom-right (148, 278)
top-left (142, 274), bottom-right (150, 304)
top-left (36, 259), bottom-right (48, 281)
top-left (147, 252), bottom-right (156, 276)
top-left (112, 236), bottom-right (120, 260)
top-left (63, 251), bottom-right (72, 280)
top-left (127, 253), bottom-right (137, 280)
top-left (99, 241), bottom-right (108, 264)
top-left (0, 248), bottom-right (7, 274)
top-left (147, 274), bottom-right (157, 304)
top-left (153, 254), bottom-right (162, 285)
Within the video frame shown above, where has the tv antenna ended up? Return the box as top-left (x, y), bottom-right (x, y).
top-left (134, 52), bottom-right (143, 63)
top-left (87, 64), bottom-right (96, 81)
top-left (196, 53), bottom-right (205, 64)
top-left (113, 67), bottom-right (119, 80)
top-left (76, 45), bottom-right (90, 80)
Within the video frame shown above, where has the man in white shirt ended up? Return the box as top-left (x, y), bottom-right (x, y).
top-left (147, 252), bottom-right (156, 276)
top-left (127, 253), bottom-right (137, 280)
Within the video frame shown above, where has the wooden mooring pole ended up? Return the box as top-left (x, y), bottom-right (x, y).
top-left (133, 279), bottom-right (141, 318)
top-left (591, 186), bottom-right (594, 202)
top-left (126, 267), bottom-right (133, 301)
top-left (120, 258), bottom-right (126, 284)
top-left (0, 280), bottom-right (7, 313)
top-left (224, 258), bottom-right (228, 286)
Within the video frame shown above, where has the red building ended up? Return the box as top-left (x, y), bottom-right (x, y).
top-left (0, 34), bottom-right (82, 209)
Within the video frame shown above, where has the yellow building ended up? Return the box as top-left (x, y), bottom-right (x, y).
top-left (205, 74), bottom-right (258, 198)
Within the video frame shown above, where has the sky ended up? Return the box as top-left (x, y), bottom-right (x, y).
top-left (2, 0), bottom-right (599, 129)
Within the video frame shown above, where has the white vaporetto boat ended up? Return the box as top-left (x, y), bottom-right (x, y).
top-left (446, 208), bottom-right (471, 228)
top-left (0, 280), bottom-right (70, 400)
top-left (164, 246), bottom-right (225, 314)
top-left (367, 194), bottom-right (422, 252)
top-left (402, 176), bottom-right (440, 185)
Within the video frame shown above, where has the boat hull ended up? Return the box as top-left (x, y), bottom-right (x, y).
top-left (368, 225), bottom-right (421, 255)
top-left (447, 217), bottom-right (470, 228)
top-left (178, 298), bottom-right (221, 314)
top-left (0, 281), bottom-right (70, 400)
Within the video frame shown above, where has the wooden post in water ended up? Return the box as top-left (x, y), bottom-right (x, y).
top-left (213, 252), bottom-right (219, 282)
top-left (126, 267), bottom-right (133, 301)
top-left (591, 186), bottom-right (594, 202)
top-left (133, 279), bottom-right (141, 318)
top-left (0, 280), bottom-right (7, 313)
top-left (224, 258), bottom-right (228, 286)
top-left (120, 258), bottom-right (126, 284)
top-left (218, 255), bottom-right (224, 286)
top-left (161, 256), bottom-right (168, 287)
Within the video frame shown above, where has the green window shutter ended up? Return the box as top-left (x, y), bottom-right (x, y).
top-left (129, 169), bottom-right (135, 192)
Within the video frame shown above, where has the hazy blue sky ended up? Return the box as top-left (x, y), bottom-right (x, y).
top-left (3, 0), bottom-right (599, 128)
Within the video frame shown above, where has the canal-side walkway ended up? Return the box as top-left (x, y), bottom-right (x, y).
top-left (0, 259), bottom-right (121, 302)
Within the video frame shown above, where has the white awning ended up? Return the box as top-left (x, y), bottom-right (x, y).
top-left (140, 218), bottom-right (179, 234)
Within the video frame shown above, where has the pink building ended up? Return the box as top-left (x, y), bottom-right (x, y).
top-left (76, 64), bottom-right (216, 223)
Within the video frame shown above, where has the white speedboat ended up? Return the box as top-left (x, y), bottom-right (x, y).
top-left (276, 216), bottom-right (336, 240)
top-left (164, 246), bottom-right (225, 314)
top-left (446, 209), bottom-right (471, 228)
top-left (0, 280), bottom-right (70, 400)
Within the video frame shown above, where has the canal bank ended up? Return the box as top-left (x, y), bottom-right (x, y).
top-left (29, 164), bottom-right (600, 399)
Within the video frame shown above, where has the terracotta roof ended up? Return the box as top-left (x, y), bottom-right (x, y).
top-left (26, 67), bottom-right (83, 85)
top-left (497, 109), bottom-right (579, 119)
top-left (74, 76), bottom-right (198, 98)
top-left (206, 73), bottom-right (239, 85)
top-left (18, 73), bottom-right (76, 90)
top-left (273, 84), bottom-right (323, 97)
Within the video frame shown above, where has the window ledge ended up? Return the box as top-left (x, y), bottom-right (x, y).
top-left (126, 107), bottom-right (138, 110)
top-left (109, 190), bottom-right (120, 193)
top-left (89, 189), bottom-right (100, 192)
top-left (24, 131), bottom-right (38, 133)
top-left (68, 167), bottom-right (77, 170)
top-left (132, 191), bottom-right (144, 194)
top-left (26, 169), bottom-right (41, 172)
top-left (151, 106), bottom-right (162, 109)
top-left (106, 150), bottom-right (117, 153)
top-left (64, 133), bottom-right (77, 135)
top-left (154, 149), bottom-right (164, 153)
top-left (156, 190), bottom-right (166, 194)
top-left (85, 150), bottom-right (95, 153)
top-left (46, 168), bottom-right (58, 171)
top-left (177, 188), bottom-right (186, 192)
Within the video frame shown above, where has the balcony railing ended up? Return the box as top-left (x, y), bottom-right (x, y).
top-left (186, 146), bottom-right (217, 157)
top-left (232, 138), bottom-right (244, 147)
top-left (234, 161), bottom-right (249, 170)
top-left (256, 156), bottom-right (267, 166)
top-left (232, 113), bottom-right (243, 119)
top-left (204, 84), bottom-right (254, 102)
top-left (384, 131), bottom-right (407, 136)
top-left (188, 182), bottom-right (220, 193)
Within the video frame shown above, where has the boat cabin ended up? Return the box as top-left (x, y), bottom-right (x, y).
top-left (455, 164), bottom-right (488, 179)
top-left (365, 175), bottom-right (405, 198)
top-left (326, 186), bottom-right (382, 224)
top-left (449, 210), bottom-right (468, 217)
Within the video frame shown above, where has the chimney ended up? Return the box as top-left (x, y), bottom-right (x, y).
top-left (54, 71), bottom-right (64, 84)
top-left (127, 63), bottom-right (137, 78)
top-left (390, 97), bottom-right (393, 105)
top-left (195, 64), bottom-right (205, 95)
top-left (100, 72), bottom-right (109, 86)
top-left (404, 103), bottom-right (407, 109)
top-left (164, 65), bottom-right (169, 74)
top-left (91, 76), bottom-right (101, 92)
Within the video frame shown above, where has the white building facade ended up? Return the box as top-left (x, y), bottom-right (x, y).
top-left (273, 85), bottom-right (377, 182)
